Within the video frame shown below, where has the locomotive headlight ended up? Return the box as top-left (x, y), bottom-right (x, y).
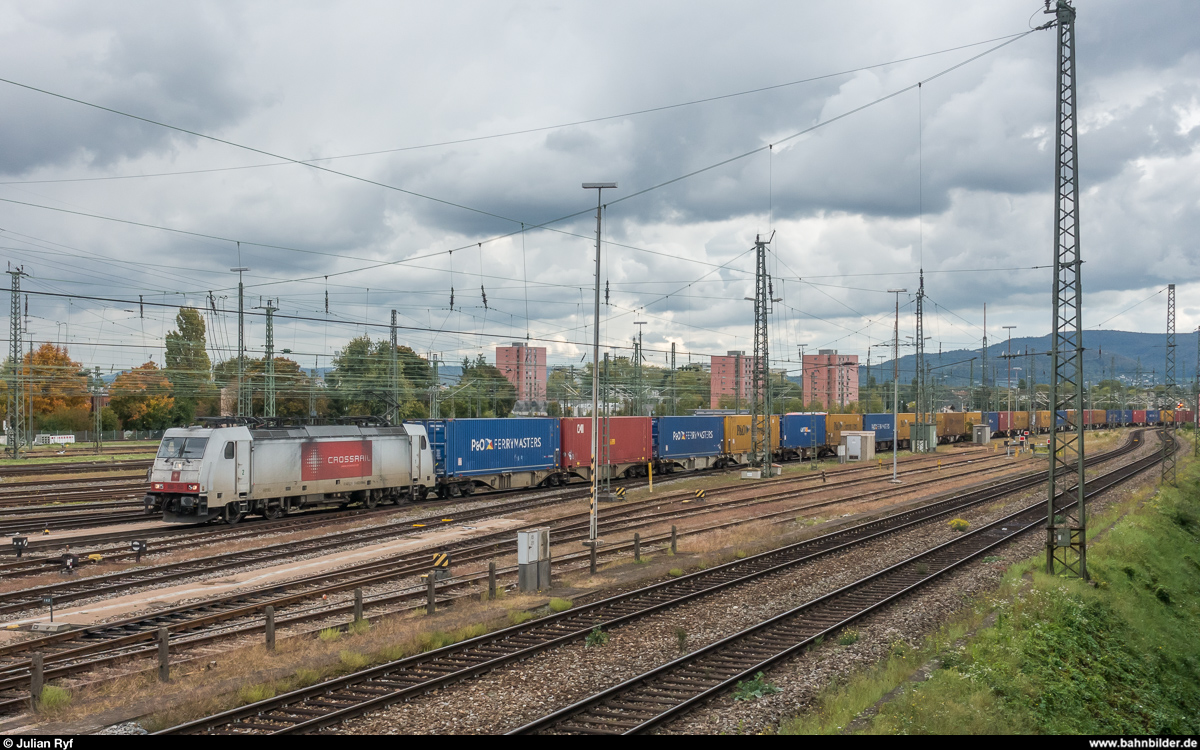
top-left (152, 483), bottom-right (164, 490)
top-left (187, 484), bottom-right (199, 492)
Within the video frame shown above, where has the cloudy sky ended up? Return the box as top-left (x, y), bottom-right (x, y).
top-left (0, 0), bottom-right (1196, 378)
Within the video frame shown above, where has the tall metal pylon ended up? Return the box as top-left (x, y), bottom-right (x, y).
top-left (749, 232), bottom-right (777, 471)
top-left (389, 309), bottom-right (399, 425)
top-left (257, 298), bottom-right (279, 418)
top-left (6, 268), bottom-right (27, 458)
top-left (912, 270), bottom-right (936, 451)
top-left (1163, 284), bottom-right (1176, 484)
top-left (632, 321), bottom-right (646, 415)
top-left (670, 342), bottom-right (677, 416)
top-left (980, 304), bottom-right (989, 411)
top-left (1045, 0), bottom-right (1087, 579)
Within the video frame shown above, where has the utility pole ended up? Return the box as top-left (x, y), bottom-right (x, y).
top-left (83, 366), bottom-right (104, 454)
top-left (430, 355), bottom-right (441, 419)
top-left (888, 289), bottom-right (907, 482)
top-left (231, 267), bottom-right (250, 417)
top-left (734, 353), bottom-right (742, 414)
top-left (6, 268), bottom-right (27, 459)
top-left (747, 232), bottom-right (778, 472)
top-left (633, 321), bottom-right (646, 415)
top-left (980, 304), bottom-right (989, 412)
top-left (1044, 0), bottom-right (1087, 580)
top-left (670, 342), bottom-right (677, 416)
top-left (389, 309), bottom-right (399, 424)
top-left (255, 298), bottom-right (279, 419)
top-left (1163, 284), bottom-right (1176, 485)
top-left (1004, 325), bottom-right (1017, 414)
top-left (583, 182), bottom-right (616, 545)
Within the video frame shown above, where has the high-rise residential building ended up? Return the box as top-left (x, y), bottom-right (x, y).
top-left (709, 351), bottom-right (758, 409)
top-left (802, 349), bottom-right (859, 410)
top-left (496, 342), bottom-right (547, 408)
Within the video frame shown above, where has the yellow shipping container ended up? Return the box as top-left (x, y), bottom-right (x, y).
top-left (1034, 410), bottom-right (1053, 430)
top-left (723, 415), bottom-right (781, 455)
top-left (1012, 411), bottom-right (1031, 431)
top-left (825, 413), bottom-right (864, 447)
top-left (1162, 409), bottom-right (1175, 424)
top-left (936, 412), bottom-right (968, 442)
top-left (895, 413), bottom-right (916, 442)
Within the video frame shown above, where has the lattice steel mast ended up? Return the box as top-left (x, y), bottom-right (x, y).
top-left (232, 266), bottom-right (250, 417)
top-left (257, 298), bottom-right (279, 418)
top-left (1163, 284), bottom-right (1176, 484)
top-left (749, 232), bottom-right (777, 471)
top-left (389, 309), bottom-right (399, 425)
top-left (6, 268), bottom-right (26, 458)
top-left (1044, 0), bottom-right (1087, 579)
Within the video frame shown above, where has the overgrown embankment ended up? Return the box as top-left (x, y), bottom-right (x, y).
top-left (783, 460), bottom-right (1200, 735)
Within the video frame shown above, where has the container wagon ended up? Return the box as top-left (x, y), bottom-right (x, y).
top-left (722, 415), bottom-right (781, 462)
top-left (414, 418), bottom-right (561, 496)
top-left (560, 416), bottom-right (653, 480)
top-left (778, 413), bottom-right (825, 460)
top-left (936, 412), bottom-right (968, 443)
top-left (653, 416), bottom-right (726, 471)
top-left (825, 414), bottom-right (864, 450)
top-left (1146, 409), bottom-right (1161, 425)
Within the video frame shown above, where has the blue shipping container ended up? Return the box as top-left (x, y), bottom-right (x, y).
top-left (1106, 409), bottom-right (1123, 426)
top-left (985, 412), bottom-right (1000, 433)
top-left (653, 416), bottom-right (724, 459)
top-left (862, 413), bottom-right (895, 442)
top-left (1146, 409), bottom-right (1161, 424)
top-left (1123, 409), bottom-right (1133, 424)
top-left (1056, 410), bottom-right (1069, 426)
top-left (780, 413), bottom-right (826, 450)
top-left (414, 418), bottom-right (560, 478)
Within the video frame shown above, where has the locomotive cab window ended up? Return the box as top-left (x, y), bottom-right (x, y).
top-left (421, 436), bottom-right (427, 450)
top-left (223, 442), bottom-right (235, 460)
top-left (158, 437), bottom-right (210, 459)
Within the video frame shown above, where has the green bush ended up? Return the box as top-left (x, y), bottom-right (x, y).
top-left (318, 627), bottom-right (342, 642)
top-left (586, 626), bottom-right (609, 647)
top-left (548, 597), bottom-right (572, 612)
top-left (732, 672), bottom-right (781, 701)
top-left (347, 618), bottom-right (371, 635)
top-left (948, 518), bottom-right (970, 532)
top-left (668, 568), bottom-right (684, 577)
top-left (339, 650), bottom-right (369, 670)
top-left (838, 629), bottom-right (860, 646)
top-left (674, 626), bottom-right (688, 654)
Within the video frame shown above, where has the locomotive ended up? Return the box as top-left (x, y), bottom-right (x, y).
top-left (147, 417), bottom-right (434, 524)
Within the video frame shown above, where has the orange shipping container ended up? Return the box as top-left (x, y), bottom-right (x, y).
top-left (1011, 411), bottom-right (1031, 431)
top-left (1034, 411), bottom-right (1053, 430)
top-left (825, 413), bottom-right (863, 447)
top-left (723, 415), bottom-right (781, 455)
top-left (936, 412), bottom-right (968, 441)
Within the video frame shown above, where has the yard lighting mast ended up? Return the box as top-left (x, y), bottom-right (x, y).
top-left (1003, 325), bottom-right (1017, 413)
top-left (1043, 0), bottom-right (1088, 579)
top-left (888, 289), bottom-right (907, 482)
top-left (583, 182), bottom-right (616, 546)
top-left (6, 267), bottom-right (26, 458)
top-left (746, 232), bottom-right (779, 473)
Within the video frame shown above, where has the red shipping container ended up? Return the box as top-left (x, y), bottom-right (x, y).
top-left (997, 411), bottom-right (1013, 433)
top-left (1133, 409), bottom-right (1147, 424)
top-left (560, 417), bottom-right (652, 469)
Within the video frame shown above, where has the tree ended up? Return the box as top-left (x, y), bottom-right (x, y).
top-left (109, 362), bottom-right (175, 429)
top-left (441, 354), bottom-right (518, 417)
top-left (25, 344), bottom-right (87, 415)
top-left (325, 336), bottom-right (426, 420)
top-left (164, 307), bottom-right (212, 424)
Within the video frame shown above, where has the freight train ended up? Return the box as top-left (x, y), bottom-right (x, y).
top-left (148, 408), bottom-right (1183, 524)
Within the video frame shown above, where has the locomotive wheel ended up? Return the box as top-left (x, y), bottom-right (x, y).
top-left (225, 510), bottom-right (244, 525)
top-left (366, 493), bottom-right (378, 509)
top-left (263, 505), bottom-right (283, 521)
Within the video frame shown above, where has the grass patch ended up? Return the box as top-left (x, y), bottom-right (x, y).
top-left (235, 684), bottom-right (275, 704)
top-left (947, 518), bottom-right (970, 532)
top-left (548, 597), bottom-right (572, 613)
top-left (317, 627), bottom-right (342, 642)
top-left (838, 629), bottom-right (859, 646)
top-left (509, 610), bottom-right (533, 626)
top-left (668, 567), bottom-right (684, 577)
top-left (674, 626), bottom-right (688, 654)
top-left (346, 618), bottom-right (371, 636)
top-left (36, 685), bottom-right (72, 712)
top-left (338, 650), bottom-right (369, 670)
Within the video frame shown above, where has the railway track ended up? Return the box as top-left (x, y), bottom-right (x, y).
top-left (0, 459), bottom-right (153, 478)
top-left (510, 436), bottom-right (1165, 735)
top-left (152, 431), bottom-right (1149, 735)
top-left (0, 439), bottom-right (1076, 707)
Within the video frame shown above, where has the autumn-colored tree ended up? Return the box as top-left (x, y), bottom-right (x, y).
top-left (24, 344), bottom-right (87, 414)
top-left (109, 362), bottom-right (175, 429)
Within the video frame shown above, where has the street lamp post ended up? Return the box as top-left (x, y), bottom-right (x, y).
top-left (583, 182), bottom-right (616, 549)
top-left (888, 289), bottom-right (906, 483)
